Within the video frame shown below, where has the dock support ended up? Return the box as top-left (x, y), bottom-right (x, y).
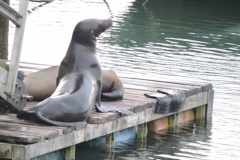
top-left (195, 105), bottom-right (206, 119)
top-left (105, 133), bottom-right (115, 159)
top-left (206, 90), bottom-right (214, 119)
top-left (12, 145), bottom-right (30, 160)
top-left (105, 133), bottom-right (114, 150)
top-left (168, 113), bottom-right (178, 133)
top-left (195, 105), bottom-right (206, 127)
top-left (137, 123), bottom-right (147, 148)
top-left (64, 145), bottom-right (76, 160)
top-left (137, 123), bottom-right (147, 139)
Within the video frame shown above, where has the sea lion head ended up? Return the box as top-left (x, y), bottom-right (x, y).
top-left (72, 18), bottom-right (112, 44)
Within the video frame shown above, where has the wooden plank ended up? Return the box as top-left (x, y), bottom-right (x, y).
top-left (206, 90), bottom-right (214, 119)
top-left (5, 0), bottom-right (29, 95)
top-left (0, 142), bottom-right (12, 159)
top-left (119, 74), bottom-right (213, 92)
top-left (88, 99), bottom-right (153, 124)
top-left (0, 114), bottom-right (75, 135)
top-left (0, 129), bottom-right (40, 143)
top-left (0, 0), bottom-right (22, 27)
top-left (26, 129), bottom-right (86, 159)
top-left (122, 80), bottom-right (200, 97)
top-left (0, 122), bottom-right (58, 140)
top-left (121, 78), bottom-right (202, 96)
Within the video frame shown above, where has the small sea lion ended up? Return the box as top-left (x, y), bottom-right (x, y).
top-left (24, 66), bottom-right (124, 101)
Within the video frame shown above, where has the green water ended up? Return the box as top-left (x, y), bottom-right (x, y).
top-left (9, 0), bottom-right (240, 159)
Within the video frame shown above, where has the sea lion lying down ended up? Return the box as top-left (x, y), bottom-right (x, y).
top-left (24, 66), bottom-right (124, 101)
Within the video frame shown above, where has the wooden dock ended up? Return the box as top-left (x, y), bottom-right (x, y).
top-left (0, 73), bottom-right (214, 160)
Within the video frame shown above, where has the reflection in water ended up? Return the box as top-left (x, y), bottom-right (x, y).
top-left (9, 0), bottom-right (240, 159)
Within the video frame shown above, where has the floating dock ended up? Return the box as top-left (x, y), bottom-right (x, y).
top-left (0, 72), bottom-right (214, 160)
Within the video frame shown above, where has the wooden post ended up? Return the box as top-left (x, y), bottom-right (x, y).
top-left (105, 133), bottom-right (114, 149)
top-left (105, 133), bottom-right (115, 159)
top-left (168, 113), bottom-right (178, 133)
top-left (137, 123), bottom-right (147, 148)
top-left (195, 105), bottom-right (206, 127)
top-left (5, 0), bottom-right (29, 95)
top-left (64, 145), bottom-right (76, 160)
top-left (12, 145), bottom-right (30, 160)
top-left (195, 105), bottom-right (206, 119)
top-left (137, 123), bottom-right (147, 139)
top-left (206, 90), bottom-right (214, 119)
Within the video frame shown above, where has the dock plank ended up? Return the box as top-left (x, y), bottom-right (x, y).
top-left (0, 122), bottom-right (58, 140)
top-left (122, 79), bottom-right (201, 97)
top-left (119, 74), bottom-right (213, 92)
top-left (88, 99), bottom-right (153, 124)
top-left (0, 114), bottom-right (75, 135)
top-left (0, 129), bottom-right (40, 143)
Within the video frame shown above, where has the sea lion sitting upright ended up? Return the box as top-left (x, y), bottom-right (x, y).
top-left (17, 18), bottom-right (132, 126)
top-left (23, 66), bottom-right (124, 101)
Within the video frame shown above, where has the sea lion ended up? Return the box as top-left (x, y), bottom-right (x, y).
top-left (24, 66), bottom-right (124, 101)
top-left (17, 18), bottom-right (133, 127)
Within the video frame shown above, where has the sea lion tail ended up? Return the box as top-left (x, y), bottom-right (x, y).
top-left (36, 112), bottom-right (74, 127)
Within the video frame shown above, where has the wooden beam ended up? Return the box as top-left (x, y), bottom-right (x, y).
top-left (0, 0), bottom-right (22, 27)
top-left (5, 0), bottom-right (29, 95)
top-left (206, 90), bottom-right (214, 119)
top-left (195, 105), bottom-right (206, 119)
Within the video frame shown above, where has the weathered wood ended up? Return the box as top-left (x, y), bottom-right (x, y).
top-left (12, 145), bottom-right (30, 160)
top-left (137, 123), bottom-right (147, 139)
top-left (105, 133), bottom-right (114, 149)
top-left (0, 142), bottom-right (12, 159)
top-left (8, 91), bottom-right (207, 159)
top-left (195, 105), bottom-right (206, 119)
top-left (26, 130), bottom-right (86, 159)
top-left (64, 145), bottom-right (75, 160)
top-left (119, 74), bottom-right (213, 92)
top-left (121, 78), bottom-right (202, 97)
top-left (0, 114), bottom-right (76, 135)
top-left (206, 90), bottom-right (214, 119)
top-left (0, 0), bottom-right (22, 27)
top-left (0, 122), bottom-right (59, 140)
top-left (0, 129), bottom-right (40, 143)
top-left (5, 0), bottom-right (29, 95)
top-left (88, 99), bottom-right (154, 124)
top-left (169, 113), bottom-right (178, 128)
top-left (87, 91), bottom-right (208, 140)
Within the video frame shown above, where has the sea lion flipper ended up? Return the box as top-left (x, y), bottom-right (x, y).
top-left (95, 105), bottom-right (135, 116)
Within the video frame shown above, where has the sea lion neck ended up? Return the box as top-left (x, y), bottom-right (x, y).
top-left (70, 39), bottom-right (96, 53)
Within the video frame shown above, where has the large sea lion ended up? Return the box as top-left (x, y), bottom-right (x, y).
top-left (24, 66), bottom-right (124, 101)
top-left (17, 18), bottom-right (133, 126)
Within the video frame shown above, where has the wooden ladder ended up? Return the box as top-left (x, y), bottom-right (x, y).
top-left (0, 0), bottom-right (29, 95)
